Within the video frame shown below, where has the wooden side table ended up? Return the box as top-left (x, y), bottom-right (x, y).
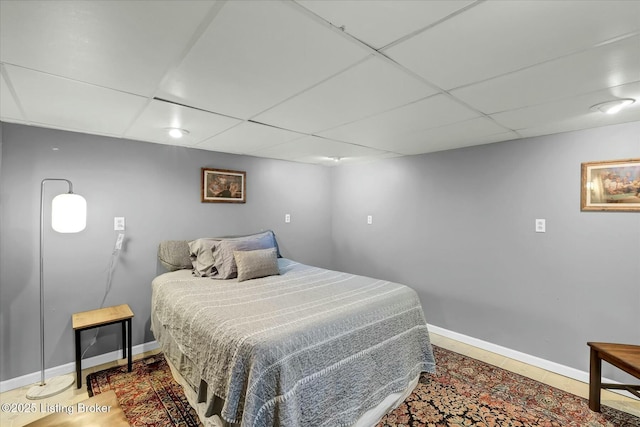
top-left (72, 304), bottom-right (134, 389)
top-left (587, 342), bottom-right (640, 412)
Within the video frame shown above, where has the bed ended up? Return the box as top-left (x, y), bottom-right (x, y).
top-left (151, 231), bottom-right (435, 427)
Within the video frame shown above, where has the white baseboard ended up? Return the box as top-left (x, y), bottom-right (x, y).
top-left (428, 324), bottom-right (638, 400)
top-left (0, 341), bottom-right (159, 393)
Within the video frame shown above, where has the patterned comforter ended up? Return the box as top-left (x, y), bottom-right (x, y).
top-left (151, 259), bottom-right (435, 427)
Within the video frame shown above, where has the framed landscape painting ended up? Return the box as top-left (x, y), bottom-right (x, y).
top-left (581, 158), bottom-right (640, 212)
top-left (201, 168), bottom-right (246, 203)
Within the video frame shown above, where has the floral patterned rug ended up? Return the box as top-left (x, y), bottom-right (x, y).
top-left (378, 346), bottom-right (639, 427)
top-left (87, 347), bottom-right (639, 427)
top-left (87, 354), bottom-right (201, 426)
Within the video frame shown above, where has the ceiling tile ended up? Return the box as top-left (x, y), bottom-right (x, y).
top-left (452, 35), bottom-right (640, 114)
top-left (503, 86), bottom-right (640, 139)
top-left (251, 135), bottom-right (388, 163)
top-left (0, 1), bottom-right (214, 96)
top-left (253, 55), bottom-right (438, 134)
top-left (385, 0), bottom-right (640, 90)
top-left (518, 114), bottom-right (640, 139)
top-left (390, 117), bottom-right (519, 155)
top-left (196, 121), bottom-right (306, 154)
top-left (491, 82), bottom-right (640, 131)
top-left (0, 69), bottom-right (26, 123)
top-left (125, 99), bottom-right (241, 147)
top-left (319, 94), bottom-right (481, 150)
top-left (157, 0), bottom-right (369, 120)
top-left (296, 0), bottom-right (474, 49)
top-left (4, 65), bottom-right (148, 136)
top-left (518, 113), bottom-right (640, 139)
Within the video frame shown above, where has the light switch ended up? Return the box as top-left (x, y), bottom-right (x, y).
top-left (114, 217), bottom-right (125, 231)
top-left (535, 219), bottom-right (545, 233)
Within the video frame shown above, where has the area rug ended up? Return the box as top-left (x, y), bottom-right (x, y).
top-left (87, 354), bottom-right (201, 426)
top-left (86, 347), bottom-right (639, 427)
top-left (377, 346), bottom-right (639, 427)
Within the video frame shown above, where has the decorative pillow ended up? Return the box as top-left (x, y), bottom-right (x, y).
top-left (212, 233), bottom-right (277, 279)
top-left (234, 248), bottom-right (280, 282)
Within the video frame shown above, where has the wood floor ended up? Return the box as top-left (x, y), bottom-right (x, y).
top-left (1, 333), bottom-right (638, 426)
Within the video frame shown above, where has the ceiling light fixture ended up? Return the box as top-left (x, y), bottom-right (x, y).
top-left (166, 128), bottom-right (190, 139)
top-left (590, 98), bottom-right (635, 115)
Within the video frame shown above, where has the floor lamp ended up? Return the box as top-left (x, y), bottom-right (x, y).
top-left (26, 179), bottom-right (87, 400)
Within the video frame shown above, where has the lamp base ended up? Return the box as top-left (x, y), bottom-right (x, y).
top-left (26, 375), bottom-right (75, 399)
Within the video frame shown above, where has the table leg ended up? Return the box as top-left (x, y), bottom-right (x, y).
top-left (127, 319), bottom-right (132, 372)
top-left (121, 321), bottom-right (126, 359)
top-left (75, 329), bottom-right (82, 388)
top-left (589, 347), bottom-right (602, 412)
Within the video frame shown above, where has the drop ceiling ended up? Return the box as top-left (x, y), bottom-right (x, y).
top-left (1, 0), bottom-right (639, 166)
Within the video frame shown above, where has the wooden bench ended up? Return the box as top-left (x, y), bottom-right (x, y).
top-left (587, 342), bottom-right (640, 412)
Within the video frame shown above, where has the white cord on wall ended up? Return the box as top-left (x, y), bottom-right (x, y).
top-left (80, 233), bottom-right (124, 359)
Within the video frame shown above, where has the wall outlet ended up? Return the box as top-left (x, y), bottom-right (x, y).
top-left (535, 218), bottom-right (546, 233)
top-left (114, 217), bottom-right (125, 231)
top-left (367, 215), bottom-right (373, 225)
top-left (285, 214), bottom-right (291, 223)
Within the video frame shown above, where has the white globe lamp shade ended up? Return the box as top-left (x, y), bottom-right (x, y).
top-left (51, 193), bottom-right (87, 233)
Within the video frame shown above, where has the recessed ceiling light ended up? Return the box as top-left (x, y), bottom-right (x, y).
top-left (590, 98), bottom-right (635, 115)
top-left (165, 128), bottom-right (190, 139)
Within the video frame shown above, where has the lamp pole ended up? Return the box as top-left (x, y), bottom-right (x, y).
top-left (27, 179), bottom-right (86, 399)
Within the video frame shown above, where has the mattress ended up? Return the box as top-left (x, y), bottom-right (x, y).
top-left (151, 258), bottom-right (435, 427)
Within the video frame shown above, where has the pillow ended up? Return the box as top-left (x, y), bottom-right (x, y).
top-left (212, 233), bottom-right (277, 279)
top-left (189, 230), bottom-right (280, 278)
top-left (188, 238), bottom-right (221, 277)
top-left (157, 240), bottom-right (192, 271)
top-left (234, 248), bottom-right (280, 282)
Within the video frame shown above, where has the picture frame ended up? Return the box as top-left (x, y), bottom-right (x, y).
top-left (201, 168), bottom-right (246, 203)
top-left (581, 158), bottom-right (640, 212)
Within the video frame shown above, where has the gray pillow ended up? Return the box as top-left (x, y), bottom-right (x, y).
top-left (212, 233), bottom-right (277, 279)
top-left (188, 238), bottom-right (221, 277)
top-left (157, 240), bottom-right (192, 271)
top-left (234, 248), bottom-right (280, 282)
top-left (188, 231), bottom-right (280, 277)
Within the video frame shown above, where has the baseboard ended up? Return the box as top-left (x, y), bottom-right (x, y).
top-left (428, 324), bottom-right (638, 400)
top-left (0, 341), bottom-right (159, 393)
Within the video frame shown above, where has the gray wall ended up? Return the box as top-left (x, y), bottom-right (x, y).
top-left (331, 121), bottom-right (640, 383)
top-left (0, 123), bottom-right (332, 381)
top-left (1, 120), bottom-right (639, 385)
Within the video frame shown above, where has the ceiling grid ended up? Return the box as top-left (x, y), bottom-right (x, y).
top-left (0, 0), bottom-right (638, 165)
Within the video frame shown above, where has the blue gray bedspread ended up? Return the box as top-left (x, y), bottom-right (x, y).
top-left (151, 259), bottom-right (435, 427)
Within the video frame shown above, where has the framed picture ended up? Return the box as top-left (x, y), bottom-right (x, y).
top-left (201, 168), bottom-right (246, 203)
top-left (581, 158), bottom-right (640, 212)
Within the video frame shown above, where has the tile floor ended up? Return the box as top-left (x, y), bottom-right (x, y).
top-left (0, 333), bottom-right (638, 426)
